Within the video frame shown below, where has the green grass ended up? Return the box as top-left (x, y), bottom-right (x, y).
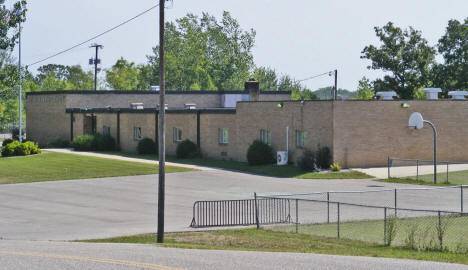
top-left (378, 177), bottom-right (459, 186)
top-left (273, 215), bottom-right (468, 253)
top-left (81, 228), bottom-right (468, 265)
top-left (0, 151), bottom-right (194, 184)
top-left (97, 152), bottom-right (374, 179)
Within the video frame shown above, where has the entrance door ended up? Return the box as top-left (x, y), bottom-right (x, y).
top-left (83, 114), bottom-right (96, 135)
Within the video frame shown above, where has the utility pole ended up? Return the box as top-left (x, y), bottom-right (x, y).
top-left (157, 0), bottom-right (166, 244)
top-left (18, 21), bottom-right (22, 143)
top-left (89, 44), bottom-right (103, 91)
top-left (334, 69), bottom-right (338, 100)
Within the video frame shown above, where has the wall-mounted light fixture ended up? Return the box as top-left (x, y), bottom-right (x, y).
top-left (401, 103), bottom-right (410, 108)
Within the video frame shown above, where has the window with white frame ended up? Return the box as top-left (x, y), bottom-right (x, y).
top-left (260, 129), bottom-right (271, 145)
top-left (133, 127), bottom-right (142, 140)
top-left (218, 128), bottom-right (228, 144)
top-left (103, 126), bottom-right (110, 136)
top-left (173, 127), bottom-right (182, 143)
top-left (296, 130), bottom-right (307, 147)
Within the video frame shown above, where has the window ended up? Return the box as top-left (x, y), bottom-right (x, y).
top-left (296, 130), bottom-right (307, 147)
top-left (173, 127), bottom-right (182, 143)
top-left (133, 127), bottom-right (142, 141)
top-left (218, 128), bottom-right (228, 144)
top-left (103, 126), bottom-right (110, 136)
top-left (260, 129), bottom-right (271, 145)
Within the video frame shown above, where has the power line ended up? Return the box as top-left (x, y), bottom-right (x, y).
top-left (27, 3), bottom-right (160, 68)
top-left (296, 71), bottom-right (334, 83)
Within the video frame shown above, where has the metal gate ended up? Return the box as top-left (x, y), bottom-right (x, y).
top-left (190, 198), bottom-right (291, 228)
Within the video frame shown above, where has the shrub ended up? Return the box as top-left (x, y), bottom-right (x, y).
top-left (92, 133), bottom-right (116, 151)
top-left (1, 140), bottom-right (20, 157)
top-left (2, 138), bottom-right (14, 147)
top-left (385, 214), bottom-right (398, 246)
top-left (47, 137), bottom-right (70, 148)
top-left (137, 137), bottom-right (157, 155)
top-left (12, 127), bottom-right (25, 141)
top-left (298, 150), bottom-right (319, 172)
top-left (71, 134), bottom-right (95, 151)
top-left (316, 146), bottom-right (332, 169)
top-left (246, 140), bottom-right (275, 165)
top-left (176, 139), bottom-right (199, 159)
top-left (330, 163), bottom-right (341, 172)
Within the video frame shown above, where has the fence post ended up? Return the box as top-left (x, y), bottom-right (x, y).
top-left (254, 192), bottom-right (260, 229)
top-left (327, 192), bottom-right (330, 224)
top-left (446, 162), bottom-right (449, 184)
top-left (416, 159), bottom-right (419, 181)
top-left (295, 199), bottom-right (299, 233)
top-left (387, 157), bottom-right (391, 179)
top-left (384, 207), bottom-right (387, 245)
top-left (438, 211), bottom-right (442, 250)
top-left (337, 202), bottom-right (340, 239)
top-left (394, 189), bottom-right (397, 216)
top-left (461, 185), bottom-right (464, 214)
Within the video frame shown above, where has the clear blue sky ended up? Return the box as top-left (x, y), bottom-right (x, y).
top-left (12, 0), bottom-right (468, 91)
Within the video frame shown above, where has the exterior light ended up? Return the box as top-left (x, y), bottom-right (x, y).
top-left (277, 102), bottom-right (283, 108)
top-left (401, 103), bottom-right (410, 108)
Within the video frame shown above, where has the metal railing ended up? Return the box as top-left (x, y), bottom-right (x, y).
top-left (388, 157), bottom-right (468, 184)
top-left (190, 196), bottom-right (291, 228)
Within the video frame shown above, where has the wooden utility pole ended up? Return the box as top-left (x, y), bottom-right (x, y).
top-left (157, 0), bottom-right (166, 243)
top-left (334, 69), bottom-right (338, 100)
top-left (90, 44), bottom-right (103, 91)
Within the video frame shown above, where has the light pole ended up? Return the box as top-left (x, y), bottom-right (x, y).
top-left (18, 20), bottom-right (22, 142)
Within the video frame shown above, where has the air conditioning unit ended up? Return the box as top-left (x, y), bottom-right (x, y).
top-left (277, 151), bottom-right (288, 166)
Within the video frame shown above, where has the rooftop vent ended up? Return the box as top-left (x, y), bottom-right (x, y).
top-left (376, 91), bottom-right (397, 100)
top-left (150, 85), bottom-right (160, 92)
top-left (157, 104), bottom-right (169, 110)
top-left (448, 91), bottom-right (468, 100)
top-left (423, 88), bottom-right (441, 100)
top-left (130, 103), bottom-right (144, 110)
top-left (184, 103), bottom-right (197, 110)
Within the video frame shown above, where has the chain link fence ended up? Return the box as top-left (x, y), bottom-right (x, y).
top-left (388, 157), bottom-right (468, 185)
top-left (257, 185), bottom-right (468, 253)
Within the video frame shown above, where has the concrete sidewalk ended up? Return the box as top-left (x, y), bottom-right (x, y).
top-left (44, 148), bottom-right (215, 171)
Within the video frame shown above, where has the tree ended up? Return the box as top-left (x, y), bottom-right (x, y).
top-left (356, 77), bottom-right (374, 100)
top-left (432, 17), bottom-right (468, 95)
top-left (35, 64), bottom-right (94, 90)
top-left (278, 75), bottom-right (317, 100)
top-left (252, 67), bottom-right (278, 91)
top-left (361, 22), bottom-right (436, 99)
top-left (105, 58), bottom-right (139, 90)
top-left (0, 0), bottom-right (26, 50)
top-left (148, 11), bottom-right (255, 91)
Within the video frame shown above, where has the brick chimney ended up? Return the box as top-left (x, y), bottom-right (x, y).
top-left (245, 78), bottom-right (259, 102)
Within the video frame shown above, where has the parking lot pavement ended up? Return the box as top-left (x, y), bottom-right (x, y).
top-left (0, 169), bottom-right (463, 241)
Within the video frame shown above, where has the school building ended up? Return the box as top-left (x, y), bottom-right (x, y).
top-left (26, 82), bottom-right (468, 168)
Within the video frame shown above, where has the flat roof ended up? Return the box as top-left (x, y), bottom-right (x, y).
top-left (66, 107), bottom-right (236, 114)
top-left (27, 90), bottom-right (292, 96)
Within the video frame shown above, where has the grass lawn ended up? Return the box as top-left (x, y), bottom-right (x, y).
top-left (97, 152), bottom-right (374, 179)
top-left (81, 228), bottom-right (468, 265)
top-left (0, 151), bottom-right (194, 184)
top-left (272, 215), bottom-right (468, 253)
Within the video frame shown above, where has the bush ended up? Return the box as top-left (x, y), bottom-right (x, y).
top-left (246, 140), bottom-right (275, 165)
top-left (71, 135), bottom-right (94, 151)
top-left (176, 139), bottom-right (198, 159)
top-left (1, 141), bottom-right (20, 157)
top-left (316, 146), bottom-right (332, 169)
top-left (92, 133), bottom-right (116, 151)
top-left (137, 137), bottom-right (157, 155)
top-left (1, 141), bottom-right (41, 157)
top-left (330, 163), bottom-right (341, 172)
top-left (2, 138), bottom-right (14, 147)
top-left (298, 150), bottom-right (319, 172)
top-left (47, 137), bottom-right (70, 148)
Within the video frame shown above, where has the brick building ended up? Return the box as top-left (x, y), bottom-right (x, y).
top-left (26, 85), bottom-right (468, 168)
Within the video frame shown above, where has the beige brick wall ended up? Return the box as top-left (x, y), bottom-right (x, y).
top-left (26, 94), bottom-right (69, 146)
top-left (199, 114), bottom-right (237, 160)
top-left (95, 113), bottom-right (118, 139)
top-left (233, 101), bottom-right (333, 162)
top-left (119, 113), bottom-right (156, 152)
top-left (333, 101), bottom-right (468, 168)
top-left (258, 93), bottom-right (291, 102)
top-left (165, 113), bottom-right (198, 155)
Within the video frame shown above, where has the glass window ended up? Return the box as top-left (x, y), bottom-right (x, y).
top-left (218, 128), bottom-right (228, 144)
top-left (296, 130), bottom-right (307, 147)
top-left (103, 126), bottom-right (110, 136)
top-left (173, 127), bottom-right (182, 143)
top-left (260, 129), bottom-right (271, 145)
top-left (133, 127), bottom-right (142, 141)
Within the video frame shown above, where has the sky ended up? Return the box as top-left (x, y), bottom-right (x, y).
top-left (10, 0), bottom-right (468, 91)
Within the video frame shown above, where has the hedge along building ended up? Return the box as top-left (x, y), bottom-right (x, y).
top-left (26, 83), bottom-right (468, 168)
